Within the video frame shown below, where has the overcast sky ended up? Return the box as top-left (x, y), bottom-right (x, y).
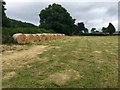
top-left (4, 0), bottom-right (118, 31)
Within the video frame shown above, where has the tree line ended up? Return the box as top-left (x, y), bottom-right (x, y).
top-left (39, 3), bottom-right (117, 35)
top-left (2, 1), bottom-right (118, 36)
top-left (1, 1), bottom-right (36, 28)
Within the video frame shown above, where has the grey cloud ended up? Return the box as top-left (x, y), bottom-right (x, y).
top-left (60, 2), bottom-right (118, 30)
top-left (5, 1), bottom-right (118, 31)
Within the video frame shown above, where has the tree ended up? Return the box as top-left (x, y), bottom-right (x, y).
top-left (77, 22), bottom-right (85, 33)
top-left (1, 1), bottom-right (37, 28)
top-left (102, 27), bottom-right (108, 34)
top-left (84, 28), bottom-right (88, 33)
top-left (1, 0), bottom-right (9, 27)
top-left (102, 23), bottom-right (116, 35)
top-left (118, 31), bottom-right (120, 34)
top-left (39, 3), bottom-right (75, 35)
top-left (91, 28), bottom-right (96, 33)
top-left (107, 23), bottom-right (116, 35)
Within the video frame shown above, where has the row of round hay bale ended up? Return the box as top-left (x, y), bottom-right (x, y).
top-left (12, 33), bottom-right (65, 44)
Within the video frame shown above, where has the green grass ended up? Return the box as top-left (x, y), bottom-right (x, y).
top-left (2, 36), bottom-right (118, 88)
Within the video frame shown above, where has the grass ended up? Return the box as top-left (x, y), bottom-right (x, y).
top-left (2, 36), bottom-right (118, 88)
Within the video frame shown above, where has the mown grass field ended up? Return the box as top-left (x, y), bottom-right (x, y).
top-left (2, 36), bottom-right (118, 88)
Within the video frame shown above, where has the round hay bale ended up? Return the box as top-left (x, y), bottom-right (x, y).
top-left (50, 34), bottom-right (54, 40)
top-left (61, 34), bottom-right (64, 38)
top-left (32, 34), bottom-right (40, 43)
top-left (12, 33), bottom-right (26, 44)
top-left (24, 34), bottom-right (34, 43)
top-left (54, 34), bottom-right (58, 39)
top-left (58, 34), bottom-right (61, 39)
top-left (59, 34), bottom-right (62, 38)
top-left (49, 34), bottom-right (51, 40)
top-left (38, 34), bottom-right (46, 42)
top-left (52, 34), bottom-right (55, 40)
top-left (43, 33), bottom-right (49, 41)
top-left (36, 34), bottom-right (42, 42)
top-left (57, 34), bottom-right (59, 39)
top-left (62, 34), bottom-right (65, 38)
top-left (56, 34), bottom-right (59, 39)
top-left (53, 34), bottom-right (55, 39)
top-left (47, 34), bottom-right (52, 40)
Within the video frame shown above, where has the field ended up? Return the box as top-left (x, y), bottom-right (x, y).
top-left (2, 36), bottom-right (118, 88)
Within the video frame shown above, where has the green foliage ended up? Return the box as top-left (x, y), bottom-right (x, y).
top-left (77, 22), bottom-right (85, 33)
top-left (1, 1), bottom-right (37, 28)
top-left (2, 1), bottom-right (56, 44)
top-left (39, 3), bottom-right (75, 35)
top-left (102, 27), bottom-right (108, 34)
top-left (101, 23), bottom-right (116, 35)
top-left (1, 0), bottom-right (8, 27)
top-left (5, 18), bottom-right (37, 28)
top-left (107, 23), bottom-right (116, 34)
top-left (84, 28), bottom-right (89, 33)
top-left (91, 28), bottom-right (96, 33)
top-left (2, 27), bottom-right (55, 43)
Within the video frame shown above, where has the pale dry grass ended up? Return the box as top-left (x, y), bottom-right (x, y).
top-left (38, 69), bottom-right (81, 86)
top-left (2, 45), bottom-right (48, 69)
top-left (48, 69), bottom-right (81, 86)
top-left (2, 45), bottom-right (29, 54)
top-left (93, 51), bottom-right (102, 54)
top-left (3, 71), bottom-right (16, 80)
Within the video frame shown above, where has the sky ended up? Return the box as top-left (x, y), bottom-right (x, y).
top-left (4, 0), bottom-right (119, 31)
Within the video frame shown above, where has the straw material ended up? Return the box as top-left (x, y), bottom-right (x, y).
top-left (41, 34), bottom-right (46, 42)
top-left (12, 33), bottom-right (26, 44)
top-left (48, 34), bottom-right (52, 40)
top-left (32, 34), bottom-right (40, 43)
top-left (24, 34), bottom-right (35, 43)
top-left (36, 34), bottom-right (42, 42)
top-left (13, 33), bottom-right (65, 44)
top-left (42, 33), bottom-right (49, 41)
top-left (50, 34), bottom-right (54, 40)
top-left (54, 34), bottom-right (58, 40)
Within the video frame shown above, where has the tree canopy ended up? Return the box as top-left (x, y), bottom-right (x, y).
top-left (84, 28), bottom-right (89, 33)
top-left (2, 1), bottom-right (117, 36)
top-left (102, 27), bottom-right (108, 34)
top-left (39, 3), bottom-right (75, 35)
top-left (1, 0), bottom-right (8, 27)
top-left (107, 23), bottom-right (116, 34)
top-left (1, 1), bottom-right (36, 28)
top-left (102, 23), bottom-right (116, 34)
top-left (77, 22), bottom-right (85, 33)
top-left (91, 28), bottom-right (96, 33)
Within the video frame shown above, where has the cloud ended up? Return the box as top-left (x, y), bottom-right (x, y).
top-left (4, 0), bottom-right (118, 31)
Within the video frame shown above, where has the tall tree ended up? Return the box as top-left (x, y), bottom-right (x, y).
top-left (77, 22), bottom-right (85, 33)
top-left (91, 28), bottom-right (96, 33)
top-left (1, 0), bottom-right (8, 27)
top-left (107, 23), bottom-right (116, 35)
top-left (39, 3), bottom-right (75, 35)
